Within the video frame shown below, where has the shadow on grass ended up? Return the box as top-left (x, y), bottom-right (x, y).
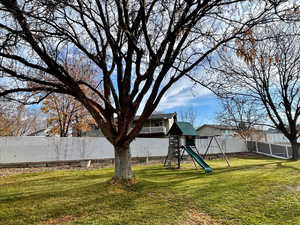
top-left (274, 162), bottom-right (300, 172)
top-left (213, 161), bottom-right (286, 174)
top-left (0, 175), bottom-right (191, 225)
top-left (1, 157), bottom-right (299, 225)
top-left (0, 171), bottom-right (113, 188)
top-left (136, 160), bottom-right (288, 180)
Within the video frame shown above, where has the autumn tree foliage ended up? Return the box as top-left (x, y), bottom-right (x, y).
top-left (0, 101), bottom-right (40, 136)
top-left (210, 23), bottom-right (300, 159)
top-left (41, 94), bottom-right (94, 137)
top-left (41, 59), bottom-right (97, 137)
top-left (0, 0), bottom-right (290, 180)
top-left (0, 102), bottom-right (14, 136)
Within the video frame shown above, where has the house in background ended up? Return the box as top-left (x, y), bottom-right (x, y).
top-left (76, 112), bottom-right (177, 138)
top-left (133, 112), bottom-right (177, 137)
top-left (244, 129), bottom-right (267, 142)
top-left (27, 118), bottom-right (53, 137)
top-left (196, 124), bottom-right (238, 138)
top-left (72, 124), bottom-right (104, 137)
top-left (28, 126), bottom-right (74, 137)
top-left (28, 128), bottom-right (50, 137)
top-left (265, 129), bottom-right (290, 144)
top-left (196, 124), bottom-right (268, 142)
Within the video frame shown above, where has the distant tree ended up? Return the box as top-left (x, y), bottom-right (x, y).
top-left (41, 60), bottom-right (97, 137)
top-left (216, 96), bottom-right (264, 141)
top-left (210, 22), bottom-right (300, 159)
top-left (41, 94), bottom-right (94, 137)
top-left (0, 101), bottom-right (13, 136)
top-left (0, 0), bottom-right (290, 180)
top-left (178, 107), bottom-right (198, 127)
top-left (0, 101), bottom-right (40, 136)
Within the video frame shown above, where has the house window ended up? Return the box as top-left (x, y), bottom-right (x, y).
top-left (153, 120), bottom-right (163, 127)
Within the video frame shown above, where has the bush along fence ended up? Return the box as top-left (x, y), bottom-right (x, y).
top-left (247, 141), bottom-right (292, 159)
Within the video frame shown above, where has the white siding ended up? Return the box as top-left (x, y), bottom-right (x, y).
top-left (265, 133), bottom-right (290, 144)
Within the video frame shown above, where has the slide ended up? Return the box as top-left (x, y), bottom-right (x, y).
top-left (183, 145), bottom-right (213, 174)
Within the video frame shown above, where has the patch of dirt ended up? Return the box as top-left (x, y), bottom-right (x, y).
top-left (183, 209), bottom-right (222, 225)
top-left (41, 215), bottom-right (77, 225)
top-left (287, 185), bottom-right (300, 192)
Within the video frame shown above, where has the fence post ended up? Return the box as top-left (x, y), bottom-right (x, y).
top-left (255, 141), bottom-right (258, 153)
top-left (269, 143), bottom-right (272, 155)
top-left (286, 145), bottom-right (289, 158)
top-left (146, 150), bottom-right (149, 164)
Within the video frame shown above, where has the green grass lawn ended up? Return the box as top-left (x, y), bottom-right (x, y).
top-left (1, 156), bottom-right (300, 225)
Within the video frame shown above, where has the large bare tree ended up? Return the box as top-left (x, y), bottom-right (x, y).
top-left (0, 0), bottom-right (289, 180)
top-left (209, 22), bottom-right (300, 159)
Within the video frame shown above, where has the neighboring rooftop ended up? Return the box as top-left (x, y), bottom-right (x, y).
top-left (134, 112), bottom-right (177, 120)
top-left (266, 128), bottom-right (282, 133)
top-left (27, 129), bottom-right (47, 136)
top-left (196, 124), bottom-right (237, 131)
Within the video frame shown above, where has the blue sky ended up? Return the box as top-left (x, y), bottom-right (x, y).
top-left (155, 77), bottom-right (221, 128)
top-left (163, 94), bottom-right (220, 127)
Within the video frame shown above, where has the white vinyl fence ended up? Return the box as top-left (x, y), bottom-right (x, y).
top-left (0, 136), bottom-right (248, 164)
top-left (195, 136), bottom-right (247, 155)
top-left (0, 137), bottom-right (169, 164)
top-left (247, 141), bottom-right (292, 159)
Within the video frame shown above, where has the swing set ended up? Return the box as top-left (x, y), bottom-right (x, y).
top-left (200, 135), bottom-right (230, 167)
top-left (164, 122), bottom-right (230, 173)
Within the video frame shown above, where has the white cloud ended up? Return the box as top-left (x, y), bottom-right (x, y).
top-left (157, 77), bottom-right (212, 111)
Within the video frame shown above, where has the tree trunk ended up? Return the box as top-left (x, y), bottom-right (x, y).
top-left (114, 143), bottom-right (133, 180)
top-left (291, 141), bottom-right (299, 160)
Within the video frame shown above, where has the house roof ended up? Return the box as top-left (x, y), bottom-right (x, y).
top-left (196, 124), bottom-right (237, 131)
top-left (27, 127), bottom-right (53, 136)
top-left (134, 112), bottom-right (176, 120)
top-left (168, 122), bottom-right (197, 136)
top-left (27, 129), bottom-right (47, 136)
